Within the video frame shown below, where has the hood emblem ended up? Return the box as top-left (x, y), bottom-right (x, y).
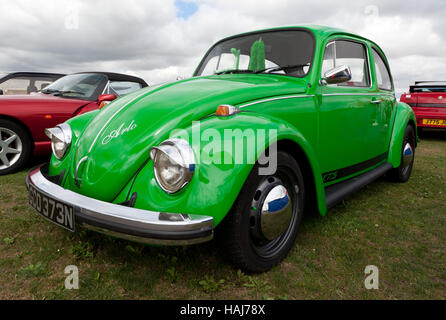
top-left (102, 120), bottom-right (137, 145)
top-left (439, 96), bottom-right (443, 100)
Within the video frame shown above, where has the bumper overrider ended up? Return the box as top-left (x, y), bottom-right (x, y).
top-left (26, 164), bottom-right (214, 245)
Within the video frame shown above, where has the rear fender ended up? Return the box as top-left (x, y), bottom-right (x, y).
top-left (388, 102), bottom-right (417, 168)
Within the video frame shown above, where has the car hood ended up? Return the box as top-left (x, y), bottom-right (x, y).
top-left (0, 93), bottom-right (91, 110)
top-left (69, 75), bottom-right (308, 201)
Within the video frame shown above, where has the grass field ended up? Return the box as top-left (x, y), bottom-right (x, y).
top-left (0, 131), bottom-right (445, 300)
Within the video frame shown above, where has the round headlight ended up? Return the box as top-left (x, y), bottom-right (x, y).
top-left (45, 123), bottom-right (72, 160)
top-left (150, 138), bottom-right (195, 194)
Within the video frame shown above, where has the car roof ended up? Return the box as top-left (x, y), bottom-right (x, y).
top-left (220, 25), bottom-right (384, 52)
top-left (0, 72), bottom-right (65, 79)
top-left (74, 72), bottom-right (148, 87)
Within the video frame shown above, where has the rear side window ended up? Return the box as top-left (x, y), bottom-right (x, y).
top-left (0, 76), bottom-right (57, 94)
top-left (372, 48), bottom-right (393, 91)
top-left (106, 81), bottom-right (142, 96)
top-left (321, 40), bottom-right (370, 88)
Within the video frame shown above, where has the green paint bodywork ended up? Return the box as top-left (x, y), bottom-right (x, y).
top-left (48, 25), bottom-right (416, 225)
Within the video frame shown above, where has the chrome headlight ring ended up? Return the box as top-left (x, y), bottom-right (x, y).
top-left (45, 123), bottom-right (72, 160)
top-left (149, 138), bottom-right (195, 194)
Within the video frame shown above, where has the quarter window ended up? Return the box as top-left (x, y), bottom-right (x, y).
top-left (107, 81), bottom-right (142, 96)
top-left (321, 40), bottom-right (370, 88)
top-left (372, 48), bottom-right (392, 91)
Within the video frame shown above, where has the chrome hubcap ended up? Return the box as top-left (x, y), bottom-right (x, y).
top-left (0, 127), bottom-right (22, 170)
top-left (260, 185), bottom-right (293, 241)
top-left (402, 142), bottom-right (414, 168)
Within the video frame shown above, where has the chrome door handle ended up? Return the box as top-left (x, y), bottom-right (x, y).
top-left (371, 99), bottom-right (382, 104)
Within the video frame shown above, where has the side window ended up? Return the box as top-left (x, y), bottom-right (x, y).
top-left (107, 81), bottom-right (142, 96)
top-left (372, 48), bottom-right (392, 91)
top-left (321, 40), bottom-right (370, 88)
top-left (0, 78), bottom-right (30, 95)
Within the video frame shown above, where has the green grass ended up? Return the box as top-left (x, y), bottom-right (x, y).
top-left (0, 131), bottom-right (445, 299)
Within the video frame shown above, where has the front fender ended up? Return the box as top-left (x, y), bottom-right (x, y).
top-left (48, 109), bottom-right (100, 176)
top-left (121, 112), bottom-right (326, 226)
top-left (388, 102), bottom-right (417, 168)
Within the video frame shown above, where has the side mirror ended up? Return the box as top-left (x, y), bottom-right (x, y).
top-left (321, 65), bottom-right (352, 85)
top-left (97, 94), bottom-right (117, 105)
top-left (0, 89), bottom-right (3, 95)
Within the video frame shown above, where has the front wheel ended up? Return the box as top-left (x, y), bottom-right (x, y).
top-left (218, 151), bottom-right (305, 273)
top-left (388, 125), bottom-right (416, 183)
top-left (0, 119), bottom-right (32, 175)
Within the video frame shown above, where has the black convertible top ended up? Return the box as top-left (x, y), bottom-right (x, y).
top-left (75, 71), bottom-right (148, 87)
top-left (410, 81), bottom-right (446, 92)
top-left (0, 72), bottom-right (65, 80)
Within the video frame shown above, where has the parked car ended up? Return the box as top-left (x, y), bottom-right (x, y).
top-left (0, 72), bottom-right (64, 95)
top-left (26, 26), bottom-right (417, 272)
top-left (400, 81), bottom-right (446, 130)
top-left (0, 72), bottom-right (148, 174)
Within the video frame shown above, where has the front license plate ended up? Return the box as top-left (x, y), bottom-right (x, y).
top-left (422, 118), bottom-right (446, 126)
top-left (28, 184), bottom-right (75, 232)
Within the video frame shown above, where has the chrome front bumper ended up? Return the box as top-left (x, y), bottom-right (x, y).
top-left (26, 164), bottom-right (214, 245)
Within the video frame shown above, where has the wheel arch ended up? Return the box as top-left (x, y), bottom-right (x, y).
top-left (388, 102), bottom-right (418, 168)
top-left (0, 114), bottom-right (34, 150)
top-left (277, 139), bottom-right (320, 216)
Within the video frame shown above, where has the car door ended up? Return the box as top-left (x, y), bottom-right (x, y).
top-left (317, 38), bottom-right (385, 184)
top-left (370, 47), bottom-right (396, 152)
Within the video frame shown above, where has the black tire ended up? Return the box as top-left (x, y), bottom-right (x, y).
top-left (388, 125), bottom-right (416, 183)
top-left (0, 119), bottom-right (32, 175)
top-left (217, 151), bottom-right (305, 273)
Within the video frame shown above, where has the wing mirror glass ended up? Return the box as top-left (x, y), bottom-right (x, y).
top-left (321, 65), bottom-right (352, 85)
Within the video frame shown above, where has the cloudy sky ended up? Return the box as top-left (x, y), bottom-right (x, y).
top-left (0, 0), bottom-right (445, 97)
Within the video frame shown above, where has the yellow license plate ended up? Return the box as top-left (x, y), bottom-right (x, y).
top-left (422, 119), bottom-right (446, 126)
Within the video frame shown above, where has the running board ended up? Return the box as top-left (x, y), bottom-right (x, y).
top-left (325, 163), bottom-right (393, 208)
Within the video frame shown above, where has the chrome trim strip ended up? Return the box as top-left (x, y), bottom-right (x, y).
top-left (27, 165), bottom-right (214, 245)
top-left (74, 156), bottom-right (88, 187)
top-left (102, 80), bottom-right (110, 95)
top-left (88, 90), bottom-right (148, 153)
top-left (239, 95), bottom-right (315, 108)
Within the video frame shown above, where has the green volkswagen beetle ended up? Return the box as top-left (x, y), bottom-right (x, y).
top-left (26, 26), bottom-right (417, 272)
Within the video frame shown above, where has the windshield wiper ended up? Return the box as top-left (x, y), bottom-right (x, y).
top-left (214, 69), bottom-right (256, 75)
top-left (41, 89), bottom-right (60, 94)
top-left (255, 64), bottom-right (310, 74)
top-left (58, 90), bottom-right (84, 96)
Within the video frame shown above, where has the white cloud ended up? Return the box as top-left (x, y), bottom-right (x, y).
top-left (0, 0), bottom-right (444, 91)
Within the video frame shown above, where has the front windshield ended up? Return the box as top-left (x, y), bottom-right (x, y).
top-left (41, 73), bottom-right (107, 100)
top-left (194, 29), bottom-right (315, 77)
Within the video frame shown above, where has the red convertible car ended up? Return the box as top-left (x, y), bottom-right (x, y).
top-left (0, 72), bottom-right (148, 175)
top-left (400, 81), bottom-right (446, 131)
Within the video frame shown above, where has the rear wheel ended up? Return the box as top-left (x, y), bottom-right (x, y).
top-left (0, 119), bottom-right (32, 175)
top-left (218, 151), bottom-right (305, 273)
top-left (388, 125), bottom-right (416, 182)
